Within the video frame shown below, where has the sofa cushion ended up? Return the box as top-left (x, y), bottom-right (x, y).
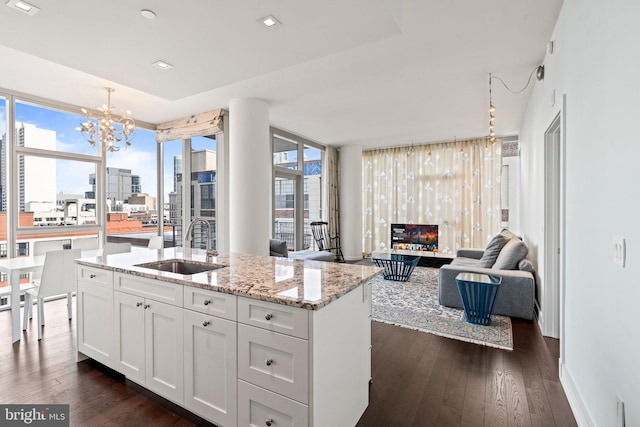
top-left (493, 238), bottom-right (529, 270)
top-left (518, 258), bottom-right (534, 272)
top-left (269, 239), bottom-right (288, 257)
top-left (451, 257), bottom-right (481, 267)
top-left (477, 232), bottom-right (511, 268)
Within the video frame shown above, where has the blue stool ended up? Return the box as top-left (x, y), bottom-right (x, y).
top-left (455, 273), bottom-right (502, 325)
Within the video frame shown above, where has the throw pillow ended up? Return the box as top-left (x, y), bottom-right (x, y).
top-left (500, 228), bottom-right (521, 241)
top-left (493, 238), bottom-right (529, 270)
top-left (477, 232), bottom-right (511, 268)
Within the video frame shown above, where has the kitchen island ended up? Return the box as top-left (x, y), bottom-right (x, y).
top-left (75, 248), bottom-right (380, 427)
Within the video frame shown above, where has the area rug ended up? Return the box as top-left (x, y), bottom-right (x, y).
top-left (370, 266), bottom-right (513, 350)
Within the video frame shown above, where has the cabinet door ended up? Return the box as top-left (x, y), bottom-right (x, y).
top-left (77, 281), bottom-right (114, 367)
top-left (184, 310), bottom-right (237, 427)
top-left (145, 299), bottom-right (184, 404)
top-left (114, 291), bottom-right (145, 385)
top-left (238, 380), bottom-right (308, 427)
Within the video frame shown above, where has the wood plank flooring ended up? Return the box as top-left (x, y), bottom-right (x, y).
top-left (0, 299), bottom-right (576, 427)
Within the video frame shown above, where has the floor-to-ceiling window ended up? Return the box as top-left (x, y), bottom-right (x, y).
top-left (103, 125), bottom-right (157, 247)
top-left (272, 129), bottom-right (324, 252)
top-left (162, 135), bottom-right (218, 250)
top-left (13, 100), bottom-right (102, 243)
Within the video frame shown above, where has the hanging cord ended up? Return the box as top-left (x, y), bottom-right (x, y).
top-left (490, 66), bottom-right (539, 94)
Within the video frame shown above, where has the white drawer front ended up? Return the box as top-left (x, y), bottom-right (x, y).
top-left (77, 265), bottom-right (113, 289)
top-left (238, 324), bottom-right (308, 404)
top-left (238, 380), bottom-right (308, 427)
top-left (114, 273), bottom-right (183, 306)
top-left (184, 286), bottom-right (236, 321)
top-left (238, 297), bottom-right (308, 339)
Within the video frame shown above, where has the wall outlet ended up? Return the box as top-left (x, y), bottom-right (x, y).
top-left (613, 237), bottom-right (626, 267)
top-left (616, 394), bottom-right (625, 427)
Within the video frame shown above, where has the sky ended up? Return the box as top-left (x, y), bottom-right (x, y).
top-left (1, 100), bottom-right (209, 204)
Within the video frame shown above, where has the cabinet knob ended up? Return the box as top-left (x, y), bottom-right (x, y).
top-left (265, 313), bottom-right (273, 321)
top-left (203, 299), bottom-right (211, 306)
top-left (144, 304), bottom-right (150, 309)
top-left (136, 302), bottom-right (143, 307)
top-left (89, 274), bottom-right (97, 279)
top-left (265, 358), bottom-right (274, 366)
top-left (202, 320), bottom-right (210, 327)
top-left (265, 419), bottom-right (274, 426)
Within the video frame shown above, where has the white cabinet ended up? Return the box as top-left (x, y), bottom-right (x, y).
top-left (144, 296), bottom-right (183, 404)
top-left (113, 290), bottom-right (145, 383)
top-left (113, 273), bottom-right (184, 405)
top-left (184, 309), bottom-right (237, 427)
top-left (78, 264), bottom-right (372, 427)
top-left (238, 380), bottom-right (308, 427)
top-left (77, 270), bottom-right (114, 367)
top-left (238, 324), bottom-right (309, 403)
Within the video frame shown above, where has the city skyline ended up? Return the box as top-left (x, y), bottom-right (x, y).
top-left (0, 100), bottom-right (216, 204)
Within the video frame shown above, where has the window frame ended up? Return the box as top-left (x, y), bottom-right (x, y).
top-left (1, 89), bottom-right (155, 258)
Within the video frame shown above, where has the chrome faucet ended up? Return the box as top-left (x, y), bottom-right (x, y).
top-left (184, 218), bottom-right (217, 262)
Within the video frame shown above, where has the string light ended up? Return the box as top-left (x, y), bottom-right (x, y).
top-left (487, 65), bottom-right (544, 145)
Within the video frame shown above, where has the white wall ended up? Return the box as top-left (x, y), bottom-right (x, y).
top-left (519, 1), bottom-right (640, 426)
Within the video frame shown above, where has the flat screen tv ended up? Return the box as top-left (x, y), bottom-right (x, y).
top-left (390, 223), bottom-right (438, 252)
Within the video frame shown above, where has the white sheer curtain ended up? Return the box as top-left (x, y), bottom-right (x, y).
top-left (363, 138), bottom-right (502, 255)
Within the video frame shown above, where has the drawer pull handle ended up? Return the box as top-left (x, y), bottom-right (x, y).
top-left (202, 321), bottom-right (210, 327)
top-left (144, 304), bottom-right (150, 309)
top-left (90, 274), bottom-right (97, 279)
top-left (203, 299), bottom-right (211, 306)
top-left (265, 419), bottom-right (274, 426)
top-left (136, 302), bottom-right (143, 307)
top-left (265, 358), bottom-right (274, 366)
top-left (265, 313), bottom-right (273, 321)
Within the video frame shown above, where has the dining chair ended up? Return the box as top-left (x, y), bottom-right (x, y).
top-left (72, 237), bottom-right (99, 251)
top-left (22, 248), bottom-right (81, 340)
top-left (102, 242), bottom-right (132, 255)
top-left (33, 239), bottom-right (65, 256)
top-left (148, 235), bottom-right (164, 250)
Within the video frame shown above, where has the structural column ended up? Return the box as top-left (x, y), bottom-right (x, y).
top-left (229, 98), bottom-right (271, 255)
top-left (339, 145), bottom-right (363, 261)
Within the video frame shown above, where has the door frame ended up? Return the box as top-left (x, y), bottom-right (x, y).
top-left (542, 96), bottom-right (566, 350)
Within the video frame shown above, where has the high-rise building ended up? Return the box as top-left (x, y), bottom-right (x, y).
top-left (173, 150), bottom-right (216, 247)
top-left (173, 155), bottom-right (182, 192)
top-left (1, 123), bottom-right (56, 212)
top-left (89, 167), bottom-right (142, 211)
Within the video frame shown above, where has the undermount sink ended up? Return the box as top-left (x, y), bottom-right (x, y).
top-left (135, 259), bottom-right (226, 275)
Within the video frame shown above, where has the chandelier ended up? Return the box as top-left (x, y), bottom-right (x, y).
top-left (79, 87), bottom-right (135, 152)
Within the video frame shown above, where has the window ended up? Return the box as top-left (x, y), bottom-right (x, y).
top-left (104, 127), bottom-right (158, 247)
top-left (272, 129), bottom-right (324, 251)
top-left (162, 135), bottom-right (217, 249)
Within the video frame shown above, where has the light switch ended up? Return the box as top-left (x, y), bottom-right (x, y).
top-left (613, 237), bottom-right (626, 267)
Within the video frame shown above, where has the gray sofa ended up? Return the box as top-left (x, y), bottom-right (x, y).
top-left (438, 233), bottom-right (535, 320)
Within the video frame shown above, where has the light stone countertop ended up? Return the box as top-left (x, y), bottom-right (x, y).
top-left (75, 247), bottom-right (381, 310)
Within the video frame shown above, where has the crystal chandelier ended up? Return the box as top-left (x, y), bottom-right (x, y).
top-left (79, 87), bottom-right (135, 152)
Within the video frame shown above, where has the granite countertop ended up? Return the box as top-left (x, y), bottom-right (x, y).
top-left (76, 248), bottom-right (381, 310)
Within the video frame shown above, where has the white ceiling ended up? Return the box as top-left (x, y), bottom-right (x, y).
top-left (0, 0), bottom-right (562, 149)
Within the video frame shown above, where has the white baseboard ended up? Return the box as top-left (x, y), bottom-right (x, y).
top-left (560, 362), bottom-right (595, 427)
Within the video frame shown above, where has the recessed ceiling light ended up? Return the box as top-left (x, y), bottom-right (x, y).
top-left (6, 0), bottom-right (40, 15)
top-left (258, 15), bottom-right (281, 28)
top-left (140, 9), bottom-right (156, 19)
top-left (152, 60), bottom-right (173, 70)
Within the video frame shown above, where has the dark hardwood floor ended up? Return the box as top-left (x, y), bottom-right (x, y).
top-left (0, 298), bottom-right (576, 427)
